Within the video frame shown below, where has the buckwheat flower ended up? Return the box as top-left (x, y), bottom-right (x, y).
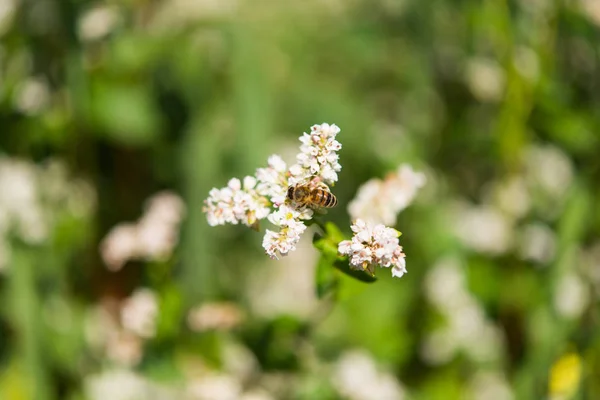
top-left (466, 372), bottom-right (513, 400)
top-left (288, 123), bottom-right (342, 186)
top-left (348, 164), bottom-right (426, 226)
top-left (204, 177), bottom-right (270, 227)
top-left (100, 191), bottom-right (186, 270)
top-left (262, 204), bottom-right (312, 259)
top-left (187, 302), bottom-right (244, 332)
top-left (338, 219), bottom-right (407, 278)
top-left (332, 350), bottom-right (406, 400)
top-left (255, 155), bottom-right (288, 206)
top-left (120, 288), bottom-right (159, 339)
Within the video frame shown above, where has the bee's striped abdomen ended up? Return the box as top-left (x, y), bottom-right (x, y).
top-left (322, 190), bottom-right (337, 208)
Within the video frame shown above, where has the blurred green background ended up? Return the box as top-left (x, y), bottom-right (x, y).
top-left (1, 0), bottom-right (600, 399)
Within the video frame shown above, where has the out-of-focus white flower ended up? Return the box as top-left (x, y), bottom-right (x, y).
top-left (579, 0), bottom-right (600, 27)
top-left (420, 330), bottom-right (457, 366)
top-left (186, 373), bottom-right (242, 400)
top-left (424, 256), bottom-right (467, 310)
top-left (15, 77), bottom-right (50, 115)
top-left (187, 302), bottom-right (244, 332)
top-left (105, 330), bottom-right (144, 367)
top-left (452, 202), bottom-right (513, 255)
top-left (85, 369), bottom-right (179, 400)
top-left (85, 369), bottom-right (151, 400)
top-left (78, 5), bottom-right (120, 41)
top-left (422, 257), bottom-right (504, 365)
top-left (221, 340), bottom-right (260, 383)
top-left (485, 176), bottom-right (530, 219)
top-left (525, 144), bottom-right (573, 201)
top-left (288, 123), bottom-right (342, 186)
top-left (514, 46), bottom-right (540, 83)
top-left (100, 224), bottom-right (139, 270)
top-left (338, 219), bottom-right (406, 278)
top-left (0, 157), bottom-right (96, 266)
top-left (121, 288), bottom-right (159, 339)
top-left (518, 222), bottom-right (556, 264)
top-left (0, 158), bottom-right (47, 244)
top-left (332, 350), bottom-right (406, 400)
top-left (348, 164), bottom-right (426, 226)
top-left (0, 0), bottom-right (17, 37)
top-left (466, 58), bottom-right (506, 102)
top-left (204, 177), bottom-right (270, 227)
top-left (137, 192), bottom-right (187, 258)
top-left (240, 389), bottom-right (275, 400)
top-left (554, 273), bottom-right (589, 319)
top-left (150, 0), bottom-right (238, 32)
top-left (100, 191), bottom-right (186, 270)
top-left (247, 233), bottom-right (319, 319)
top-left (262, 204), bottom-right (312, 259)
top-left (466, 371), bottom-right (514, 400)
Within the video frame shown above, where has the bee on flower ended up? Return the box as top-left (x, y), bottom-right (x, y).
top-left (202, 123), bottom-right (343, 259)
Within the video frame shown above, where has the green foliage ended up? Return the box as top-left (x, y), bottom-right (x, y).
top-left (1, 0), bottom-right (600, 398)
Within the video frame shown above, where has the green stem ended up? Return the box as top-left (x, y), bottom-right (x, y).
top-left (311, 217), bottom-right (327, 233)
top-left (11, 244), bottom-right (52, 400)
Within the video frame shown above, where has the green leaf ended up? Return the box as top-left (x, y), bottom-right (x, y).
top-left (312, 232), bottom-right (338, 258)
top-left (315, 254), bottom-right (340, 299)
top-left (90, 81), bottom-right (161, 146)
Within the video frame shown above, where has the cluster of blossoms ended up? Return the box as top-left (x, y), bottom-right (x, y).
top-left (348, 164), bottom-right (425, 226)
top-left (85, 288), bottom-right (159, 367)
top-left (338, 219), bottom-right (407, 278)
top-left (421, 257), bottom-right (504, 364)
top-left (203, 123), bottom-right (342, 258)
top-left (0, 157), bottom-right (96, 271)
top-left (100, 191), bottom-right (186, 270)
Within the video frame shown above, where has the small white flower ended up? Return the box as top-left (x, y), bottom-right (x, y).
top-left (452, 202), bottom-right (513, 255)
top-left (288, 123), bottom-right (342, 186)
top-left (204, 123), bottom-right (343, 259)
top-left (554, 273), bottom-right (589, 320)
top-left (120, 288), bottom-right (159, 339)
top-left (78, 5), bottom-right (120, 42)
top-left (255, 155), bottom-right (288, 206)
top-left (187, 302), bottom-right (244, 332)
top-left (348, 164), bottom-right (425, 226)
top-left (100, 191), bottom-right (186, 270)
top-left (262, 205), bottom-right (312, 259)
top-left (338, 219), bottom-right (406, 278)
top-left (203, 177), bottom-right (270, 227)
top-left (332, 350), bottom-right (406, 400)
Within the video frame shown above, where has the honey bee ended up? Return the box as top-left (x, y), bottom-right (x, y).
top-left (286, 182), bottom-right (338, 209)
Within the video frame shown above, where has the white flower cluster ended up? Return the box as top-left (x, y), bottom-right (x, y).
top-left (120, 288), bottom-right (159, 339)
top-left (338, 219), bottom-right (407, 278)
top-left (0, 157), bottom-right (96, 271)
top-left (262, 204), bottom-right (313, 259)
top-left (348, 164), bottom-right (425, 226)
top-left (100, 191), bottom-right (186, 271)
top-left (288, 123), bottom-right (342, 186)
top-left (203, 123), bottom-right (342, 259)
top-left (332, 350), bottom-right (406, 400)
top-left (85, 288), bottom-right (159, 367)
top-left (187, 301), bottom-right (244, 332)
top-left (204, 177), bottom-right (271, 228)
top-left (421, 257), bottom-right (504, 365)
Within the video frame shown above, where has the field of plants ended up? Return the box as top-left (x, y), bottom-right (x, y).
top-left (1, 0), bottom-right (599, 399)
